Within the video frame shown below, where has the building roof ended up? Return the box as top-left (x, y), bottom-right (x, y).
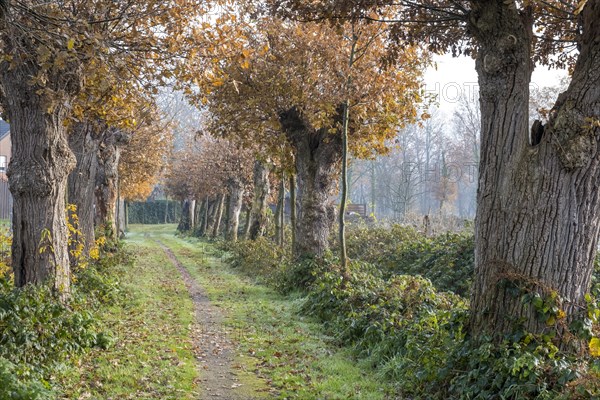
top-left (0, 120), bottom-right (9, 141)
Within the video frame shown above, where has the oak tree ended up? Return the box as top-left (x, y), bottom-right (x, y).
top-left (191, 15), bottom-right (427, 258)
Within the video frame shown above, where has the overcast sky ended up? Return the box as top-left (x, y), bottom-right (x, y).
top-left (424, 54), bottom-right (568, 117)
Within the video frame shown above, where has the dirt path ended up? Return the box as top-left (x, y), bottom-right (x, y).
top-left (157, 240), bottom-right (244, 400)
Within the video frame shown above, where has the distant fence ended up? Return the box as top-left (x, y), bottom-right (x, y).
top-left (0, 177), bottom-right (12, 229)
top-left (128, 200), bottom-right (182, 224)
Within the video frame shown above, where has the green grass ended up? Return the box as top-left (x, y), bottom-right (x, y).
top-left (149, 225), bottom-right (396, 399)
top-left (59, 226), bottom-right (199, 399)
top-left (59, 224), bottom-right (396, 399)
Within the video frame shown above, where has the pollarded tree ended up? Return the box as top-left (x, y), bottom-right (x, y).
top-left (271, 0), bottom-right (600, 347)
top-left (0, 0), bottom-right (209, 297)
top-left (165, 134), bottom-right (253, 239)
top-left (191, 16), bottom-right (428, 259)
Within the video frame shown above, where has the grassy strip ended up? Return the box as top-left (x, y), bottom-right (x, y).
top-left (59, 228), bottom-right (199, 400)
top-left (149, 225), bottom-right (395, 399)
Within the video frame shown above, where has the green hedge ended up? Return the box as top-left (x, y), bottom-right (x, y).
top-left (128, 200), bottom-right (182, 224)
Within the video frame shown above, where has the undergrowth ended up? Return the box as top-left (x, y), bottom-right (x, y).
top-left (0, 228), bottom-right (131, 399)
top-left (221, 223), bottom-right (600, 399)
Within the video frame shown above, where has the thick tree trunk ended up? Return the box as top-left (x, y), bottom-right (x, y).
top-left (1, 67), bottom-right (76, 297)
top-left (67, 123), bottom-right (99, 260)
top-left (212, 194), bottom-right (225, 238)
top-left (469, 1), bottom-right (600, 348)
top-left (248, 161), bottom-right (270, 240)
top-left (226, 179), bottom-right (244, 241)
top-left (95, 129), bottom-right (127, 239)
top-left (280, 108), bottom-right (342, 259)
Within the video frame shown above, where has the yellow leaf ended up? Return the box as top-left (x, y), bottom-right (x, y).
top-left (589, 337), bottom-right (600, 357)
top-left (67, 38), bottom-right (75, 51)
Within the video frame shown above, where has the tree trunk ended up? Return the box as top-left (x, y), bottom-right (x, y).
top-left (124, 200), bottom-right (129, 232)
top-left (274, 174), bottom-right (285, 246)
top-left (95, 129), bottom-right (128, 239)
top-left (339, 34), bottom-right (357, 270)
top-left (67, 122), bottom-right (99, 260)
top-left (164, 197), bottom-right (169, 224)
top-left (212, 194), bottom-right (225, 238)
top-left (200, 196), bottom-right (210, 236)
top-left (194, 199), bottom-right (206, 236)
top-left (243, 207), bottom-right (251, 238)
top-left (248, 160), bottom-right (270, 240)
top-left (189, 199), bottom-right (196, 231)
top-left (1, 65), bottom-right (76, 298)
top-left (116, 195), bottom-right (125, 238)
top-left (339, 99), bottom-right (350, 269)
top-left (226, 179), bottom-right (244, 241)
top-left (178, 199), bottom-right (192, 232)
top-left (280, 108), bottom-right (342, 259)
top-left (206, 198), bottom-right (219, 234)
top-left (469, 1), bottom-right (600, 348)
top-left (289, 174), bottom-right (297, 252)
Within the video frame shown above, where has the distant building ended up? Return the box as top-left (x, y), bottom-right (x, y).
top-left (0, 120), bottom-right (11, 226)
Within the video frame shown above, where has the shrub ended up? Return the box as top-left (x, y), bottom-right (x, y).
top-left (432, 335), bottom-right (600, 400)
top-left (344, 223), bottom-right (474, 295)
top-left (0, 358), bottom-right (52, 400)
top-left (303, 258), bottom-right (469, 396)
top-left (0, 231), bottom-right (130, 398)
top-left (221, 237), bottom-right (292, 290)
top-left (223, 223), bottom-right (600, 399)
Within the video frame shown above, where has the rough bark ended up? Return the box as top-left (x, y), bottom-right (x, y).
top-left (279, 108), bottom-right (342, 259)
top-left (1, 64), bottom-right (76, 297)
top-left (67, 122), bottom-right (99, 260)
top-left (226, 179), bottom-right (244, 241)
top-left (469, 1), bottom-right (600, 347)
top-left (95, 129), bottom-right (128, 239)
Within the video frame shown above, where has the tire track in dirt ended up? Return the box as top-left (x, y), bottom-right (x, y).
top-left (157, 240), bottom-right (245, 399)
